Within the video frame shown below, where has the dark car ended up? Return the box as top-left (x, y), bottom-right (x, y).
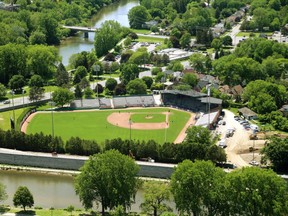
top-left (3, 100), bottom-right (10, 104)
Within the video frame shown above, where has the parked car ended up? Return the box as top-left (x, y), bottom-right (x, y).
top-left (249, 160), bottom-right (259, 166)
top-left (218, 139), bottom-right (227, 148)
top-left (226, 129), bottom-right (234, 138)
top-left (234, 116), bottom-right (240, 120)
top-left (3, 100), bottom-right (10, 104)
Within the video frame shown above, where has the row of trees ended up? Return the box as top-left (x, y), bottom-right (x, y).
top-left (75, 150), bottom-right (288, 216)
top-left (0, 126), bottom-right (226, 163)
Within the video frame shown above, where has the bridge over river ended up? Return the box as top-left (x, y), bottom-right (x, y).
top-left (62, 25), bottom-right (99, 38)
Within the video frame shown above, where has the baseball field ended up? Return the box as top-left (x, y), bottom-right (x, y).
top-left (25, 107), bottom-right (193, 144)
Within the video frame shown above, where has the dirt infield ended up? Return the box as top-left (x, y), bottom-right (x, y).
top-left (107, 112), bottom-right (170, 130)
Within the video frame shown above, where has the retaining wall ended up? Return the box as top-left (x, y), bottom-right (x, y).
top-left (0, 151), bottom-right (175, 179)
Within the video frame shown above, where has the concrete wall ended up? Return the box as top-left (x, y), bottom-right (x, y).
top-left (0, 152), bottom-right (175, 179)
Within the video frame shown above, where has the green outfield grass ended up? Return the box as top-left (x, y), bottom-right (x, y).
top-left (0, 108), bottom-right (24, 131)
top-left (27, 108), bottom-right (191, 144)
top-left (130, 113), bottom-right (166, 123)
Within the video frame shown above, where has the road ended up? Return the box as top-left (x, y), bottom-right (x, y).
top-left (227, 22), bottom-right (242, 46)
top-left (0, 92), bottom-right (51, 111)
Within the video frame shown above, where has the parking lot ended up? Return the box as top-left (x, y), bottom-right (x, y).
top-left (215, 109), bottom-right (265, 168)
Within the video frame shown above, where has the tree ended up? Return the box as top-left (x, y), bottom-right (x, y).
top-left (142, 76), bottom-right (153, 89)
top-left (171, 160), bottom-right (226, 216)
top-left (140, 181), bottom-right (172, 216)
top-left (84, 87), bottom-right (94, 99)
top-left (0, 83), bottom-right (7, 98)
top-left (9, 75), bottom-right (25, 92)
top-left (74, 84), bottom-right (83, 99)
top-left (0, 182), bottom-right (7, 203)
top-left (56, 63), bottom-right (69, 87)
top-left (29, 31), bottom-right (46, 45)
top-left (94, 21), bottom-right (123, 57)
top-left (52, 88), bottom-right (75, 107)
top-left (221, 35), bottom-right (232, 46)
top-left (128, 6), bottom-right (150, 29)
top-left (180, 32), bottom-right (191, 49)
top-left (127, 79), bottom-right (147, 95)
top-left (120, 63), bottom-right (140, 84)
top-left (29, 86), bottom-right (45, 101)
top-left (114, 83), bottom-right (126, 96)
top-left (79, 77), bottom-right (90, 90)
top-left (29, 75), bottom-right (44, 88)
top-left (13, 186), bottom-right (34, 211)
top-left (211, 38), bottom-right (222, 51)
top-left (189, 53), bottom-right (207, 73)
top-left (74, 150), bottom-right (140, 215)
top-left (181, 74), bottom-right (197, 87)
top-left (105, 78), bottom-right (117, 92)
top-left (74, 66), bottom-right (88, 80)
top-left (261, 137), bottom-right (288, 172)
top-left (225, 167), bottom-right (288, 216)
top-left (27, 45), bottom-right (59, 79)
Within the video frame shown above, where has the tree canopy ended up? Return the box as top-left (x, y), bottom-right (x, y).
top-left (75, 150), bottom-right (140, 215)
top-left (52, 88), bottom-right (75, 107)
top-left (13, 186), bottom-right (34, 211)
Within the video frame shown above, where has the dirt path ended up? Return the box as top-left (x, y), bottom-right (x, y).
top-left (174, 113), bottom-right (196, 144)
top-left (21, 112), bottom-right (37, 133)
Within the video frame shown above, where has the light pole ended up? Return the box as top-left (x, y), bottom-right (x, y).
top-left (22, 89), bottom-right (25, 108)
top-left (50, 92), bottom-right (55, 138)
top-left (129, 118), bottom-right (132, 141)
top-left (206, 84), bottom-right (211, 129)
top-left (10, 90), bottom-right (16, 130)
top-left (164, 121), bottom-right (168, 143)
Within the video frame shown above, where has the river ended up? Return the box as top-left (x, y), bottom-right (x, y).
top-left (0, 170), bottom-right (176, 211)
top-left (58, 0), bottom-right (139, 66)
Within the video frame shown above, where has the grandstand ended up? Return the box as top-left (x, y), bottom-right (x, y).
top-left (161, 90), bottom-right (222, 112)
top-left (70, 95), bottom-right (156, 109)
top-left (113, 95), bottom-right (155, 108)
top-left (99, 98), bottom-right (112, 109)
top-left (70, 99), bottom-right (100, 109)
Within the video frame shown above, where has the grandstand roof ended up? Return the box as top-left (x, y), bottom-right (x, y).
top-left (199, 97), bottom-right (222, 105)
top-left (195, 111), bottom-right (219, 127)
top-left (161, 90), bottom-right (206, 98)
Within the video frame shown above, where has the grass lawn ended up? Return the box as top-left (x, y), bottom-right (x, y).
top-left (236, 31), bottom-right (273, 37)
top-left (131, 29), bottom-right (151, 34)
top-left (137, 35), bottom-right (165, 43)
top-left (27, 108), bottom-right (191, 144)
top-left (0, 108), bottom-right (25, 131)
top-left (7, 208), bottom-right (91, 216)
top-left (131, 113), bottom-right (166, 123)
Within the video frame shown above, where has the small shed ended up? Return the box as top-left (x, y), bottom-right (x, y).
top-left (238, 107), bottom-right (258, 120)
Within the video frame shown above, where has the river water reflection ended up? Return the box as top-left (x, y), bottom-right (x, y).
top-left (0, 170), bottom-right (175, 211)
top-left (58, 0), bottom-right (139, 66)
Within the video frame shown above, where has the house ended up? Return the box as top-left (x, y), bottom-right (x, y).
top-left (279, 104), bottom-right (288, 117)
top-left (196, 74), bottom-right (219, 91)
top-left (211, 23), bottom-right (225, 37)
top-left (238, 107), bottom-right (258, 120)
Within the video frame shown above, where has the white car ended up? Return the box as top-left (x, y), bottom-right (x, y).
top-left (249, 160), bottom-right (259, 166)
top-left (218, 139), bottom-right (227, 148)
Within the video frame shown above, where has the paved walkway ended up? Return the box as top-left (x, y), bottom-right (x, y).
top-left (2, 213), bottom-right (37, 216)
